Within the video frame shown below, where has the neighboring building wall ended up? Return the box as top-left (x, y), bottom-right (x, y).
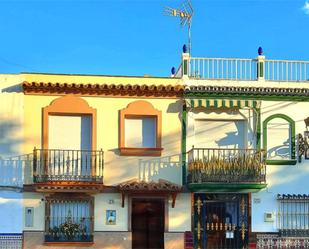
top-left (251, 101), bottom-right (309, 233)
top-left (0, 191), bottom-right (23, 233)
top-left (0, 87), bottom-right (24, 236)
top-left (0, 79), bottom-right (24, 247)
top-left (186, 108), bottom-right (257, 151)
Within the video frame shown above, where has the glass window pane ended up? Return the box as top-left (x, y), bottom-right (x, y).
top-left (125, 117), bottom-right (156, 148)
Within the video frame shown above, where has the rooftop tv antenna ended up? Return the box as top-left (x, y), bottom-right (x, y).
top-left (164, 0), bottom-right (194, 53)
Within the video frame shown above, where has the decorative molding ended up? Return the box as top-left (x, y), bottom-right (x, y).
top-left (33, 182), bottom-right (105, 193)
top-left (119, 100), bottom-right (163, 156)
top-left (118, 179), bottom-right (182, 192)
top-left (23, 81), bottom-right (183, 98)
top-left (42, 95), bottom-right (97, 152)
top-left (185, 85), bottom-right (309, 101)
top-left (297, 133), bottom-right (309, 163)
top-left (118, 179), bottom-right (182, 208)
top-left (263, 113), bottom-right (296, 163)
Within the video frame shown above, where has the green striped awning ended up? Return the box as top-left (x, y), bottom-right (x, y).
top-left (187, 99), bottom-right (260, 109)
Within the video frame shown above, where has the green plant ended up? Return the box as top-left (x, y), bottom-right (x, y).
top-left (49, 226), bottom-right (60, 240)
top-left (188, 150), bottom-right (265, 183)
top-left (59, 210), bottom-right (81, 240)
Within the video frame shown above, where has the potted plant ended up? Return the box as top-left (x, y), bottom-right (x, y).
top-left (59, 211), bottom-right (80, 241)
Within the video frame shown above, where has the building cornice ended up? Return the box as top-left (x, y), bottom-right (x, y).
top-left (22, 81), bottom-right (184, 98)
top-left (185, 85), bottom-right (309, 101)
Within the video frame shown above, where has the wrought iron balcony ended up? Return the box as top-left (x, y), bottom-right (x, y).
top-left (187, 148), bottom-right (266, 191)
top-left (33, 148), bottom-right (104, 184)
top-left (45, 217), bottom-right (93, 243)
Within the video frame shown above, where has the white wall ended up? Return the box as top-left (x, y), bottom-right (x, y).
top-left (252, 101), bottom-right (309, 232)
top-left (0, 191), bottom-right (23, 233)
top-left (187, 108), bottom-right (256, 151)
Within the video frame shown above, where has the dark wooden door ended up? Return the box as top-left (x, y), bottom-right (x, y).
top-left (132, 198), bottom-right (165, 249)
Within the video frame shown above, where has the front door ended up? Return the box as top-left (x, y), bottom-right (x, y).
top-left (132, 198), bottom-right (165, 249)
top-left (194, 194), bottom-right (249, 249)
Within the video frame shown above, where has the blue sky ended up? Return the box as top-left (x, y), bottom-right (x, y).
top-left (0, 0), bottom-right (308, 77)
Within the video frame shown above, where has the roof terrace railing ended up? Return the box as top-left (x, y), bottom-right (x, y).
top-left (186, 56), bottom-right (309, 82)
top-left (264, 59), bottom-right (309, 82)
top-left (190, 57), bottom-right (257, 81)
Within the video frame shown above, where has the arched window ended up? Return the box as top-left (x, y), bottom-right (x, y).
top-left (263, 114), bottom-right (296, 165)
top-left (119, 100), bottom-right (163, 156)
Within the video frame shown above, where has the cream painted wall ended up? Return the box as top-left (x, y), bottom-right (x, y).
top-left (168, 193), bottom-right (191, 232)
top-left (22, 192), bottom-right (45, 231)
top-left (94, 193), bottom-right (128, 231)
top-left (23, 95), bottom-right (183, 185)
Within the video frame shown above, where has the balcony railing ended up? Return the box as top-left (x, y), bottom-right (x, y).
top-left (33, 148), bottom-right (104, 183)
top-left (190, 57), bottom-right (257, 80)
top-left (189, 57), bottom-right (309, 82)
top-left (187, 148), bottom-right (266, 184)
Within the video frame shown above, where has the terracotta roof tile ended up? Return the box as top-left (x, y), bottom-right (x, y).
top-left (22, 81), bottom-right (184, 97)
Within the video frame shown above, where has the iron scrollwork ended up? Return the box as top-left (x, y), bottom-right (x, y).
top-left (297, 133), bottom-right (309, 162)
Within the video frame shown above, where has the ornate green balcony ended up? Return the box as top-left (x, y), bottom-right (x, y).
top-left (187, 148), bottom-right (267, 192)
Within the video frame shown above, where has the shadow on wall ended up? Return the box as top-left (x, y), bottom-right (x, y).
top-left (139, 154), bottom-right (182, 183)
top-left (0, 119), bottom-right (31, 188)
top-left (267, 138), bottom-right (290, 160)
top-left (104, 128), bottom-right (183, 185)
top-left (104, 100), bottom-right (183, 185)
top-left (0, 154), bottom-right (32, 188)
top-left (0, 120), bottom-right (23, 157)
top-left (2, 84), bottom-right (23, 93)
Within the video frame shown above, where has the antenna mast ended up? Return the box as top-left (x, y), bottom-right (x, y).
top-left (164, 0), bottom-right (194, 53)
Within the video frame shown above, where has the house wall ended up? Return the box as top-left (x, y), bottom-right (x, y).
top-left (21, 74), bottom-right (190, 243)
top-left (22, 192), bottom-right (45, 231)
top-left (251, 100), bottom-right (309, 232)
top-left (23, 94), bottom-right (183, 185)
top-left (186, 108), bottom-right (256, 151)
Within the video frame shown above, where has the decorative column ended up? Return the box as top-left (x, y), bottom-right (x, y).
top-left (194, 195), bottom-right (203, 249)
top-left (182, 44), bottom-right (190, 79)
top-left (257, 47), bottom-right (265, 81)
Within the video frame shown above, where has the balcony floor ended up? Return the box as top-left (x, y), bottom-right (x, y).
top-left (188, 182), bottom-right (267, 193)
